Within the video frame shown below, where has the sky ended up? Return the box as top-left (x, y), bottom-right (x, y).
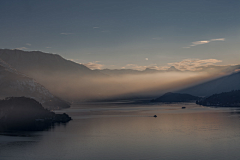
top-left (0, 0), bottom-right (240, 70)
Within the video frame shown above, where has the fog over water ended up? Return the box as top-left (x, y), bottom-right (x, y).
top-left (35, 71), bottom-right (220, 101)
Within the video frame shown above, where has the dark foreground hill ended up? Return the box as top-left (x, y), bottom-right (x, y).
top-left (152, 92), bottom-right (199, 102)
top-left (196, 90), bottom-right (240, 107)
top-left (179, 71), bottom-right (240, 96)
top-left (0, 97), bottom-right (72, 131)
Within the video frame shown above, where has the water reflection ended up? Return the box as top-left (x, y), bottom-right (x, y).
top-left (1, 103), bottom-right (240, 160)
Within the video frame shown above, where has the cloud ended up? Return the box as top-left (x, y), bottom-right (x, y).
top-left (122, 64), bottom-right (169, 71)
top-left (234, 69), bottom-right (240, 73)
top-left (147, 65), bottom-right (170, 70)
top-left (191, 40), bottom-right (210, 46)
top-left (168, 59), bottom-right (222, 71)
top-left (91, 58), bottom-right (237, 74)
top-left (26, 43), bottom-right (31, 46)
top-left (145, 58), bottom-right (148, 61)
top-left (122, 59), bottom-right (239, 75)
top-left (93, 27), bottom-right (99, 29)
top-left (124, 59), bottom-right (216, 71)
top-left (16, 47), bottom-right (28, 50)
top-left (211, 38), bottom-right (225, 41)
top-left (196, 64), bottom-right (240, 74)
top-left (82, 61), bottom-right (104, 70)
top-left (60, 33), bottom-right (74, 35)
top-left (46, 47), bottom-right (52, 48)
top-left (183, 38), bottom-right (225, 48)
top-left (123, 64), bottom-right (147, 71)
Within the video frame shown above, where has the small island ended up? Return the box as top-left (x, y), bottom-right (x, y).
top-left (196, 90), bottom-right (240, 107)
top-left (0, 97), bottom-right (72, 131)
top-left (151, 92), bottom-right (200, 102)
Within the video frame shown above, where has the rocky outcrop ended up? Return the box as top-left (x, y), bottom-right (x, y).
top-left (0, 97), bottom-right (72, 131)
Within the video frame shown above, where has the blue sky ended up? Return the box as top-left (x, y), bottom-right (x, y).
top-left (0, 0), bottom-right (239, 70)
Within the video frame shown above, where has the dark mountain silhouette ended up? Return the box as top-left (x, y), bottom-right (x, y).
top-left (143, 68), bottom-right (162, 74)
top-left (152, 92), bottom-right (199, 102)
top-left (196, 90), bottom-right (240, 107)
top-left (0, 58), bottom-right (70, 109)
top-left (166, 66), bottom-right (181, 72)
top-left (0, 97), bottom-right (71, 131)
top-left (179, 71), bottom-right (240, 97)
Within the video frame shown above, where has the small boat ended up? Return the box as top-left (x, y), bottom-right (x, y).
top-left (182, 107), bottom-right (186, 109)
top-left (153, 115), bottom-right (157, 117)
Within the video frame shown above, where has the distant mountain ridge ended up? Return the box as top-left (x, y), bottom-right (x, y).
top-left (152, 92), bottom-right (199, 102)
top-left (96, 66), bottom-right (181, 76)
top-left (97, 65), bottom-right (240, 76)
top-left (179, 71), bottom-right (240, 97)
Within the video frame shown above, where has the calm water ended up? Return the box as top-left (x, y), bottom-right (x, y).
top-left (1, 102), bottom-right (240, 160)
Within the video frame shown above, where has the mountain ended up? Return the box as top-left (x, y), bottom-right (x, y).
top-left (0, 49), bottom-right (104, 78)
top-left (0, 58), bottom-right (70, 109)
top-left (179, 71), bottom-right (240, 97)
top-left (0, 49), bottom-right (106, 101)
top-left (152, 92), bottom-right (199, 102)
top-left (196, 90), bottom-right (240, 107)
top-left (166, 66), bottom-right (181, 72)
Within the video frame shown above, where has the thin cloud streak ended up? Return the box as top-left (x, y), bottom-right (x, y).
top-left (16, 47), bottom-right (28, 50)
top-left (183, 38), bottom-right (225, 48)
top-left (211, 38), bottom-right (225, 41)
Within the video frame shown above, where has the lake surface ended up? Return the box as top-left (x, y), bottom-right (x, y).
top-left (1, 102), bottom-right (240, 160)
